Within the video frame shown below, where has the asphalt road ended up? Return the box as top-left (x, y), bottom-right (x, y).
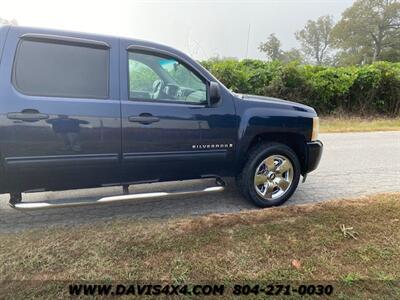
top-left (0, 131), bottom-right (399, 233)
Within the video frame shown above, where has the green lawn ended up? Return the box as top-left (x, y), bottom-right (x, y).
top-left (320, 117), bottom-right (400, 133)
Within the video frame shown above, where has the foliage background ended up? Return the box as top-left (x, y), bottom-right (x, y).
top-left (201, 59), bottom-right (400, 116)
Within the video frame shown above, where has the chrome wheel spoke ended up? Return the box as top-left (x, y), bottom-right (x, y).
top-left (262, 182), bottom-right (275, 198)
top-left (276, 160), bottom-right (290, 174)
top-left (275, 176), bottom-right (290, 191)
top-left (255, 174), bottom-right (268, 185)
top-left (263, 156), bottom-right (276, 171)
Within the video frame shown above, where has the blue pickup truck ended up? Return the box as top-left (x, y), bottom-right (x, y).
top-left (0, 25), bottom-right (322, 210)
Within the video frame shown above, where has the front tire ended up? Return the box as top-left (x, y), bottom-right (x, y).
top-left (237, 142), bottom-right (301, 208)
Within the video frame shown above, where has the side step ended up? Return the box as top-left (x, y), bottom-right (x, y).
top-left (9, 183), bottom-right (225, 211)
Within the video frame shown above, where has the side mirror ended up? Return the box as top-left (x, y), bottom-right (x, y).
top-left (209, 82), bottom-right (221, 106)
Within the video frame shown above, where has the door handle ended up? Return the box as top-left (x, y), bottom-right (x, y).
top-left (7, 109), bottom-right (49, 122)
top-left (128, 115), bottom-right (160, 125)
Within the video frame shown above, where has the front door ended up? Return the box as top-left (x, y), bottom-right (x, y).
top-left (120, 44), bottom-right (210, 183)
top-left (0, 27), bottom-right (121, 192)
top-left (120, 40), bottom-right (238, 183)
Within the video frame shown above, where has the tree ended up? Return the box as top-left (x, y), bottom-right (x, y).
top-left (281, 48), bottom-right (304, 64)
top-left (259, 34), bottom-right (304, 63)
top-left (259, 34), bottom-right (283, 61)
top-left (332, 0), bottom-right (400, 64)
top-left (295, 15), bottom-right (334, 65)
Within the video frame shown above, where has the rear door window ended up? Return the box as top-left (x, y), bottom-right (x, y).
top-left (13, 39), bottom-right (109, 99)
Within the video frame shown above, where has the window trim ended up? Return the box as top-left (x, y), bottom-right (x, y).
top-left (127, 46), bottom-right (209, 106)
top-left (20, 33), bottom-right (111, 50)
top-left (12, 35), bottom-right (111, 99)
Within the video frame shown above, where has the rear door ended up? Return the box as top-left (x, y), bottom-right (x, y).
top-left (0, 27), bottom-right (121, 192)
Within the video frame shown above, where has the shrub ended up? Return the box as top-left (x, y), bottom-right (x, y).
top-left (200, 59), bottom-right (400, 116)
top-left (307, 67), bottom-right (357, 114)
top-left (264, 63), bottom-right (312, 107)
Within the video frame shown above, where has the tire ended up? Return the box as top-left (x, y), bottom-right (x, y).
top-left (237, 142), bottom-right (301, 208)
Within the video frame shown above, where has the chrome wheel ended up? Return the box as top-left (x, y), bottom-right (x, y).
top-left (253, 154), bottom-right (294, 201)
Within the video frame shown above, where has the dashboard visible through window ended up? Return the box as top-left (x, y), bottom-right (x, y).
top-left (128, 52), bottom-right (207, 104)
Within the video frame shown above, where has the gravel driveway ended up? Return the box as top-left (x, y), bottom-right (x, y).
top-left (0, 131), bottom-right (399, 233)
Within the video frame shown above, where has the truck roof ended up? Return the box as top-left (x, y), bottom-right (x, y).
top-left (5, 25), bottom-right (218, 85)
top-left (9, 25), bottom-right (186, 58)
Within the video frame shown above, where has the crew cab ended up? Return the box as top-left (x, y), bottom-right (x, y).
top-left (0, 25), bottom-right (323, 209)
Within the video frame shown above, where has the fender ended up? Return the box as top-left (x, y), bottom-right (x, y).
top-left (233, 95), bottom-right (315, 172)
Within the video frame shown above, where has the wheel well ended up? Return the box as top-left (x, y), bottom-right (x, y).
top-left (242, 133), bottom-right (307, 174)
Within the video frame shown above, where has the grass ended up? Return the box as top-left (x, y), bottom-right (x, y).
top-left (1, 193), bottom-right (400, 298)
top-left (320, 117), bottom-right (400, 133)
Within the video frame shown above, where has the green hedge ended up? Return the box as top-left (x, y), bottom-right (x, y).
top-left (201, 59), bottom-right (400, 116)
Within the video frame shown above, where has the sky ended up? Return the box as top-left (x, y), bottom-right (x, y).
top-left (1, 0), bottom-right (355, 60)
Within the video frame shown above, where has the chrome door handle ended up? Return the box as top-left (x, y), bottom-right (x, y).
top-left (128, 116), bottom-right (160, 125)
top-left (7, 109), bottom-right (49, 122)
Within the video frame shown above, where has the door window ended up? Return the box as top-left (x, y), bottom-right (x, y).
top-left (129, 58), bottom-right (160, 99)
top-left (13, 39), bottom-right (109, 99)
top-left (128, 52), bottom-right (207, 104)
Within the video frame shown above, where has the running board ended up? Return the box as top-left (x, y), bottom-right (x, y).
top-left (10, 186), bottom-right (225, 211)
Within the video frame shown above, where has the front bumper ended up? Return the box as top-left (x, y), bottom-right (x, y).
top-left (305, 140), bottom-right (323, 173)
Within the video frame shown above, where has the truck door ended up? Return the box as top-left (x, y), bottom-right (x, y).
top-left (0, 27), bottom-right (121, 192)
top-left (119, 40), bottom-right (237, 183)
